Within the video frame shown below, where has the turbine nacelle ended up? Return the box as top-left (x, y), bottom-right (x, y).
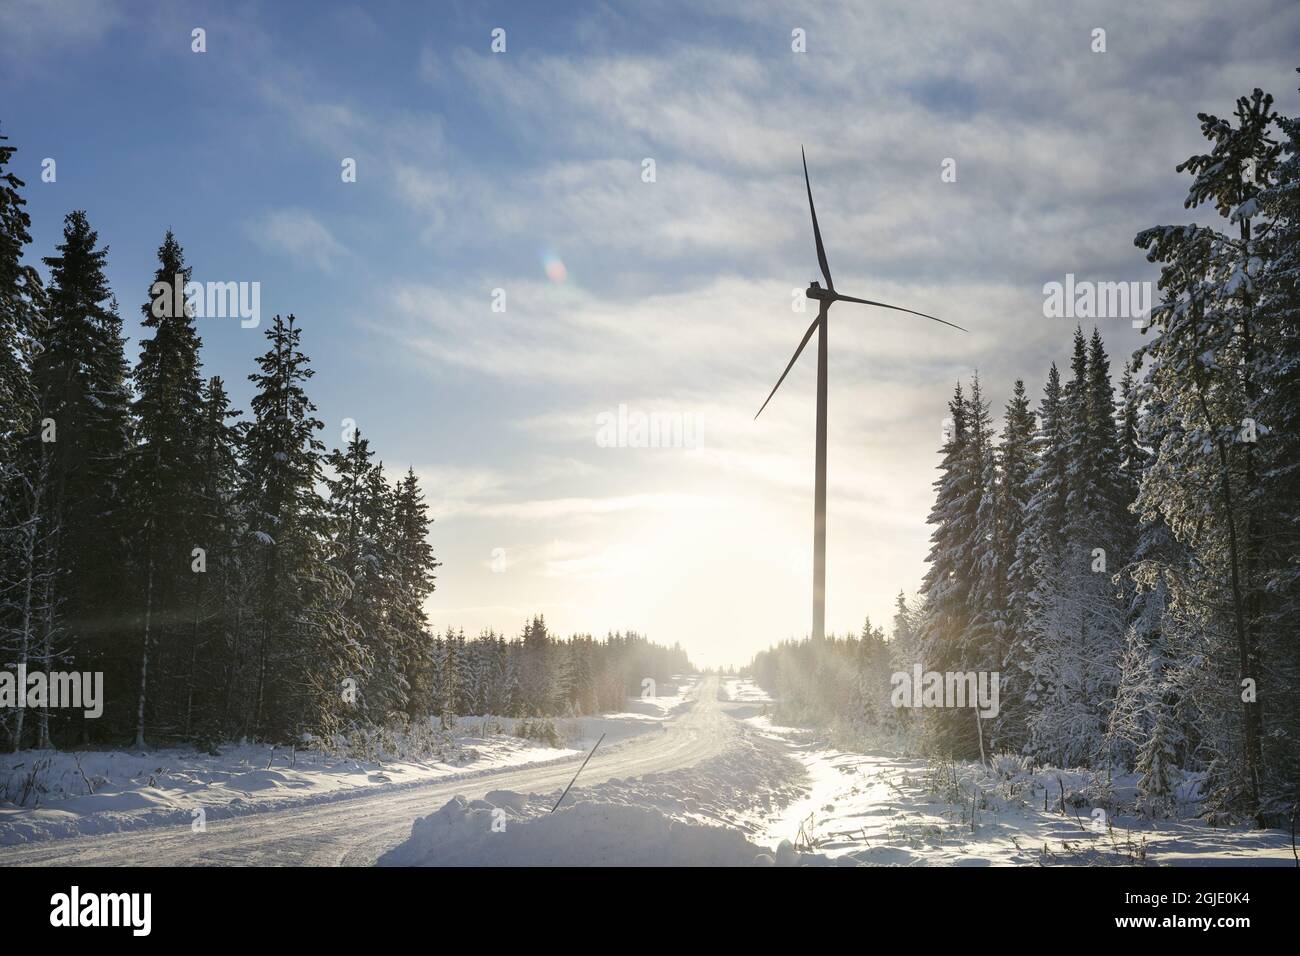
top-left (806, 281), bottom-right (833, 302)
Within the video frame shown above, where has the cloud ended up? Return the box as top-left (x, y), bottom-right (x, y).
top-left (248, 208), bottom-right (346, 272)
top-left (417, 45), bottom-right (442, 85)
top-left (66, 0), bottom-right (1294, 664)
top-left (0, 0), bottom-right (120, 75)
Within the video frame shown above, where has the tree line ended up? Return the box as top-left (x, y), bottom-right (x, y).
top-left (0, 126), bottom-right (689, 752)
top-left (750, 81), bottom-right (1300, 826)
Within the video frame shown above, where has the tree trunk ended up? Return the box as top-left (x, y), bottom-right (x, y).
top-left (12, 510), bottom-right (37, 752)
top-left (1196, 383), bottom-right (1262, 821)
top-left (134, 545), bottom-right (154, 751)
top-left (184, 568), bottom-right (205, 738)
top-left (36, 589), bottom-right (54, 750)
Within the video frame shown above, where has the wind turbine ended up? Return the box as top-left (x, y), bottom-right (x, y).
top-left (756, 148), bottom-right (966, 642)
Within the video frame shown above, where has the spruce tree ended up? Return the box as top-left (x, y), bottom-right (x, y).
top-left (126, 231), bottom-right (206, 747)
top-left (918, 382), bottom-right (972, 678)
top-left (185, 375), bottom-right (245, 742)
top-left (990, 379), bottom-right (1036, 752)
top-left (1253, 77), bottom-right (1300, 802)
top-left (1133, 88), bottom-right (1282, 820)
top-left (918, 378), bottom-right (987, 757)
top-left (0, 127), bottom-right (47, 751)
top-left (242, 314), bottom-right (360, 739)
top-left (1017, 363), bottom-right (1070, 761)
top-left (392, 467), bottom-right (439, 717)
top-left (0, 127), bottom-right (43, 463)
top-left (1027, 330), bottom-right (1128, 766)
top-left (31, 211), bottom-right (131, 747)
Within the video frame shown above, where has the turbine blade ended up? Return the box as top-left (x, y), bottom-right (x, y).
top-left (755, 314), bottom-right (821, 419)
top-left (832, 293), bottom-right (967, 332)
top-left (803, 146), bottom-right (833, 291)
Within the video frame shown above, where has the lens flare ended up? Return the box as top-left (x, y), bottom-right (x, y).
top-left (541, 249), bottom-right (567, 283)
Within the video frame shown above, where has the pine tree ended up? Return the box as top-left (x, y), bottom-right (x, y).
top-left (963, 374), bottom-right (1000, 668)
top-left (438, 629), bottom-right (461, 727)
top-left (918, 383), bottom-right (972, 673)
top-left (242, 314), bottom-right (361, 739)
top-left (126, 231), bottom-right (207, 747)
top-left (855, 616), bottom-right (896, 739)
top-left (918, 377), bottom-right (989, 757)
top-left (30, 211), bottom-right (131, 748)
top-left (392, 467), bottom-right (439, 717)
top-left (184, 375), bottom-right (245, 742)
top-left (1016, 363), bottom-right (1069, 761)
top-left (0, 126), bottom-right (43, 464)
top-left (1253, 74), bottom-right (1300, 803)
top-left (990, 379), bottom-right (1036, 752)
top-left (1133, 89), bottom-right (1282, 820)
top-left (1134, 704), bottom-right (1181, 817)
top-left (324, 431), bottom-right (396, 719)
top-left (520, 614), bottom-right (553, 715)
top-left (0, 127), bottom-right (48, 751)
top-left (890, 591), bottom-right (921, 670)
top-left (562, 636), bottom-right (596, 714)
top-left (1026, 330), bottom-right (1129, 766)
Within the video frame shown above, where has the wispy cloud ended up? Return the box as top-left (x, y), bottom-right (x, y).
top-left (0, 0), bottom-right (121, 75)
top-left (10, 0), bottom-right (1296, 665)
top-left (248, 208), bottom-right (346, 273)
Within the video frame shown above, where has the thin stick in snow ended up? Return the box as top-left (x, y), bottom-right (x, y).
top-left (551, 733), bottom-right (605, 813)
top-left (1291, 801), bottom-right (1297, 868)
top-left (74, 754), bottom-right (94, 795)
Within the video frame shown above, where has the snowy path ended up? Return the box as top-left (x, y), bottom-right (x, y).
top-left (0, 678), bottom-right (738, 867)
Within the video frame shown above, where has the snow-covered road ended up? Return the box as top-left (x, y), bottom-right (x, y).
top-left (0, 677), bottom-right (739, 867)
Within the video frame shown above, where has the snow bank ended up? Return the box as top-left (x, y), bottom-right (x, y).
top-left (0, 703), bottom-right (673, 845)
top-left (379, 794), bottom-right (774, 866)
top-left (381, 729), bottom-right (814, 866)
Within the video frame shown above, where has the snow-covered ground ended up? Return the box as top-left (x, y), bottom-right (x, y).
top-left (747, 710), bottom-right (1297, 867)
top-left (0, 681), bottom-right (695, 846)
top-left (383, 677), bottom-right (1298, 867)
top-left (6, 675), bottom-right (1289, 866)
top-left (378, 730), bottom-right (807, 866)
top-left (379, 678), bottom-right (812, 866)
top-left (719, 677), bottom-right (773, 704)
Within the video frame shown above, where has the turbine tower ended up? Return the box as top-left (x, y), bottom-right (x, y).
top-left (756, 149), bottom-right (966, 641)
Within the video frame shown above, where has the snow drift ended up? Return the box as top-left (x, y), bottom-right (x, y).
top-left (378, 793), bottom-right (777, 866)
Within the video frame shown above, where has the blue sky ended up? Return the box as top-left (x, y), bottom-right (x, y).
top-left (3, 0), bottom-right (1298, 666)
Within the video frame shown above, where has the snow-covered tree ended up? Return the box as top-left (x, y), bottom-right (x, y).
top-left (242, 314), bottom-right (362, 740)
